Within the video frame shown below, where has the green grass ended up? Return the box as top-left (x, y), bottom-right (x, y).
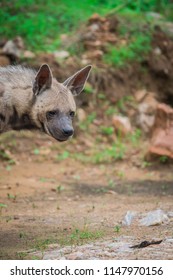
top-left (0, 0), bottom-right (111, 51)
top-left (78, 112), bottom-right (97, 131)
top-left (0, 0), bottom-right (172, 52)
top-left (73, 140), bottom-right (126, 164)
top-left (60, 228), bottom-right (104, 246)
top-left (104, 33), bottom-right (152, 67)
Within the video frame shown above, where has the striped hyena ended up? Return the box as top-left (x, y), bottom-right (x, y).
top-left (0, 64), bottom-right (91, 141)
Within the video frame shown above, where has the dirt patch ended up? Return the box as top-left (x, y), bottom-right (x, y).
top-left (0, 133), bottom-right (173, 259)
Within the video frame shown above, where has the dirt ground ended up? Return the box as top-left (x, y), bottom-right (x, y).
top-left (0, 131), bottom-right (173, 260)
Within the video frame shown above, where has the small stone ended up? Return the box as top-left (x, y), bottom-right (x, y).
top-left (2, 37), bottom-right (24, 58)
top-left (134, 89), bottom-right (147, 102)
top-left (67, 252), bottom-right (85, 260)
top-left (54, 50), bottom-right (70, 60)
top-left (89, 23), bottom-right (100, 32)
top-left (77, 108), bottom-right (87, 122)
top-left (140, 209), bottom-right (169, 226)
top-left (22, 50), bottom-right (36, 59)
top-left (112, 115), bottom-right (132, 136)
top-left (85, 50), bottom-right (103, 60)
top-left (88, 13), bottom-right (106, 23)
top-left (153, 47), bottom-right (162, 56)
top-left (122, 211), bottom-right (137, 226)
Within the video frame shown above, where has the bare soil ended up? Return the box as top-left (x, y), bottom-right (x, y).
top-left (0, 131), bottom-right (173, 260)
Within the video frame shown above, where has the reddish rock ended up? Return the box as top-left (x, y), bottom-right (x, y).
top-left (84, 50), bottom-right (103, 60)
top-left (112, 115), bottom-right (132, 136)
top-left (2, 36), bottom-right (24, 58)
top-left (135, 91), bottom-right (158, 134)
top-left (88, 13), bottom-right (106, 24)
top-left (0, 55), bottom-right (10, 66)
top-left (148, 103), bottom-right (173, 158)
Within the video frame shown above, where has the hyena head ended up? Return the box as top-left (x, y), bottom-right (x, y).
top-left (31, 64), bottom-right (91, 141)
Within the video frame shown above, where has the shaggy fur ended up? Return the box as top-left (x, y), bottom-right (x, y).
top-left (0, 64), bottom-right (91, 141)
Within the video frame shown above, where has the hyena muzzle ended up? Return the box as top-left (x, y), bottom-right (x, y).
top-left (0, 64), bottom-right (91, 141)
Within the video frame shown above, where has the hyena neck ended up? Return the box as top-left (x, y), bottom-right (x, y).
top-left (8, 106), bottom-right (37, 132)
top-left (0, 65), bottom-right (38, 133)
top-left (0, 86), bottom-right (37, 133)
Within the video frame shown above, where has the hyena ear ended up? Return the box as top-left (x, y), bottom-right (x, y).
top-left (33, 64), bottom-right (52, 95)
top-left (63, 65), bottom-right (92, 95)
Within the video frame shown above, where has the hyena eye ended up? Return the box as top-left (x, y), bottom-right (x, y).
top-left (69, 111), bottom-right (75, 118)
top-left (47, 111), bottom-right (57, 118)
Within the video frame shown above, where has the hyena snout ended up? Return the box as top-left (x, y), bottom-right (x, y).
top-left (47, 115), bottom-right (74, 141)
top-left (62, 127), bottom-right (74, 137)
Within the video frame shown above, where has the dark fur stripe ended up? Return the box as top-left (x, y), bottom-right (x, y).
top-left (0, 113), bottom-right (5, 122)
top-left (40, 121), bottom-right (46, 133)
top-left (9, 106), bottom-right (18, 126)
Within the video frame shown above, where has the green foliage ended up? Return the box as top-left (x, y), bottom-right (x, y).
top-left (79, 112), bottom-right (96, 131)
top-left (0, 0), bottom-right (111, 51)
top-left (128, 128), bottom-right (141, 146)
top-left (0, 149), bottom-right (16, 165)
top-left (56, 185), bottom-right (65, 193)
top-left (33, 238), bottom-right (56, 251)
top-left (71, 139), bottom-right (126, 164)
top-left (104, 33), bottom-right (152, 67)
top-left (33, 148), bottom-right (40, 155)
top-left (63, 228), bottom-right (103, 245)
top-left (0, 0), bottom-right (172, 51)
top-left (56, 150), bottom-right (69, 161)
top-left (94, 140), bottom-right (126, 163)
top-left (101, 126), bottom-right (114, 135)
top-left (159, 155), bottom-right (168, 163)
top-left (105, 106), bottom-right (118, 116)
top-left (114, 225), bottom-right (121, 233)
top-left (7, 193), bottom-right (17, 202)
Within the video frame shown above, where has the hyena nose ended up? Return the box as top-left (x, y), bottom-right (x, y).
top-left (62, 128), bottom-right (74, 137)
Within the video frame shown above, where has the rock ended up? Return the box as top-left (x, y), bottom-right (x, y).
top-left (54, 50), bottom-right (70, 60)
top-left (122, 211), bottom-right (137, 226)
top-left (60, 34), bottom-right (69, 43)
top-left (39, 148), bottom-right (51, 156)
top-left (112, 115), bottom-right (132, 136)
top-left (148, 103), bottom-right (173, 158)
top-left (88, 13), bottom-right (106, 24)
top-left (89, 23), bottom-right (100, 32)
top-left (84, 50), bottom-right (103, 60)
top-left (22, 50), bottom-right (35, 59)
top-left (84, 40), bottom-right (102, 50)
top-left (153, 47), bottom-right (162, 56)
top-left (2, 36), bottom-right (24, 58)
top-left (67, 252), bottom-right (85, 260)
top-left (135, 92), bottom-right (158, 134)
top-left (77, 108), bottom-right (87, 122)
top-left (134, 89), bottom-right (148, 102)
top-left (167, 212), bottom-right (173, 218)
top-left (149, 54), bottom-right (170, 76)
top-left (0, 55), bottom-right (10, 66)
top-left (140, 209), bottom-right (169, 226)
top-left (14, 36), bottom-right (25, 49)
